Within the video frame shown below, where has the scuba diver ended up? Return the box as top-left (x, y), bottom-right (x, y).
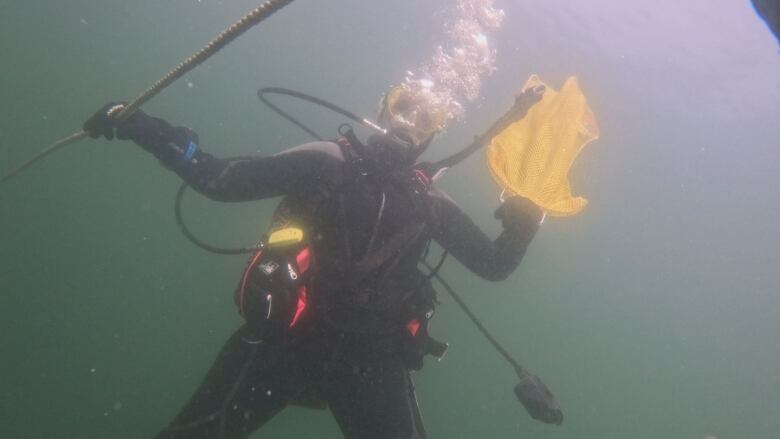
top-left (82, 85), bottom-right (545, 439)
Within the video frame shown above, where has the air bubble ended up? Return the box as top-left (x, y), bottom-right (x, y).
top-left (402, 0), bottom-right (504, 129)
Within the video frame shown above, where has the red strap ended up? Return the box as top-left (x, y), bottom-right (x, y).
top-left (406, 319), bottom-right (421, 336)
top-left (414, 169), bottom-right (430, 185)
top-left (296, 247), bottom-right (311, 274)
top-left (289, 285), bottom-right (308, 328)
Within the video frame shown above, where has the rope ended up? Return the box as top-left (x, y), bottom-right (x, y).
top-left (118, 0), bottom-right (294, 121)
top-left (0, 131), bottom-right (88, 184)
top-left (0, 0), bottom-right (296, 185)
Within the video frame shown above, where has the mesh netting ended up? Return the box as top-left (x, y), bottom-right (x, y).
top-left (486, 75), bottom-right (599, 216)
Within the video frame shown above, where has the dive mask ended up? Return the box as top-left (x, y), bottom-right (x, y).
top-left (382, 85), bottom-right (447, 146)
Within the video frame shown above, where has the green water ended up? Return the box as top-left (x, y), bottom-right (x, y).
top-left (2, 1), bottom-right (779, 438)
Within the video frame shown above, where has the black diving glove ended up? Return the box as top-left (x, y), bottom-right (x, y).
top-left (83, 102), bottom-right (188, 145)
top-left (83, 102), bottom-right (200, 164)
top-left (83, 102), bottom-right (152, 141)
top-left (494, 196), bottom-right (545, 231)
top-left (82, 102), bottom-right (122, 140)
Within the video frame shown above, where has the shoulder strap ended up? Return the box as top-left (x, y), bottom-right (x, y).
top-left (336, 128), bottom-right (367, 165)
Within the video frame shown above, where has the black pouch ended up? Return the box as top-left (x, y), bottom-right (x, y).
top-left (235, 228), bottom-right (314, 334)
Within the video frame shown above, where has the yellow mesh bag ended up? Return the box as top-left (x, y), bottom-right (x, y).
top-left (486, 75), bottom-right (599, 216)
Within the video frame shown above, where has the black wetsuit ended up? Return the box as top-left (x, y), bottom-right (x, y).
top-left (101, 111), bottom-right (542, 439)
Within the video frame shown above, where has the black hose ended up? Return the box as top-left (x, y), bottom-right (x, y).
top-left (174, 181), bottom-right (260, 255)
top-left (258, 88), bottom-right (325, 141)
top-left (258, 87), bottom-right (387, 139)
top-left (431, 85), bottom-right (545, 170)
top-left (421, 260), bottom-right (525, 374)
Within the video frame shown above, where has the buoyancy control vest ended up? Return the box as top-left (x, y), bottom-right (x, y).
top-left (234, 130), bottom-right (448, 367)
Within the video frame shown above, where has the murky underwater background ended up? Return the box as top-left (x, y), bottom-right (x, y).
top-left (1, 0), bottom-right (779, 438)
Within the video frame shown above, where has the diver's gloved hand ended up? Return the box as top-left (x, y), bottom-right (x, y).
top-left (495, 196), bottom-right (545, 230)
top-left (83, 102), bottom-right (177, 145)
top-left (83, 102), bottom-right (127, 140)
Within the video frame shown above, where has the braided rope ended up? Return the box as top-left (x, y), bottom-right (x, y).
top-left (1, 0), bottom-right (295, 185)
top-left (0, 131), bottom-right (89, 184)
top-left (119, 0), bottom-right (294, 120)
